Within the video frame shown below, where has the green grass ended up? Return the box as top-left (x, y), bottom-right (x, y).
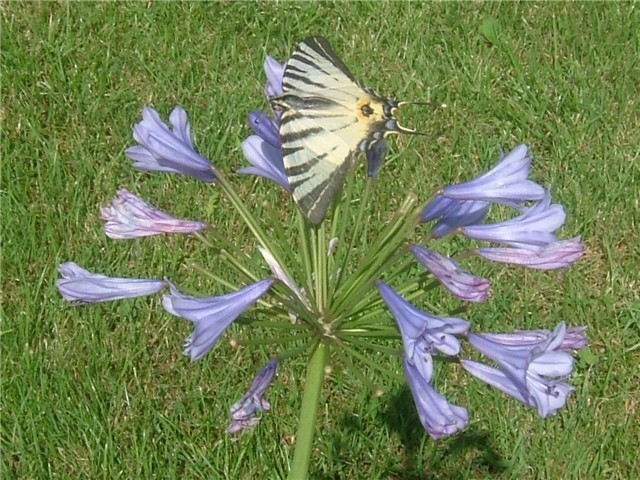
top-left (2, 2), bottom-right (639, 479)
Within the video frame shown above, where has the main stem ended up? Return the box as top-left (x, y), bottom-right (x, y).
top-left (288, 341), bottom-right (328, 480)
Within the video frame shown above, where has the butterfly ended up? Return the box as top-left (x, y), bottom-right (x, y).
top-left (271, 36), bottom-right (421, 224)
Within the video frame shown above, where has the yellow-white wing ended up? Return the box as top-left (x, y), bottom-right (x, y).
top-left (277, 37), bottom-right (376, 224)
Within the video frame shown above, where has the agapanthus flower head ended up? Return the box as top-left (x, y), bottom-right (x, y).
top-left (56, 262), bottom-right (167, 303)
top-left (162, 279), bottom-right (275, 361)
top-left (403, 358), bottom-right (468, 440)
top-left (464, 322), bottom-right (576, 417)
top-left (101, 189), bottom-right (206, 239)
top-left (441, 144), bottom-right (545, 204)
top-left (57, 36), bottom-right (587, 473)
top-left (462, 189), bottom-right (566, 249)
top-left (125, 106), bottom-right (215, 182)
top-left (377, 281), bottom-right (469, 381)
top-left (475, 236), bottom-right (584, 270)
top-left (410, 245), bottom-right (490, 303)
top-left (227, 358), bottom-right (278, 434)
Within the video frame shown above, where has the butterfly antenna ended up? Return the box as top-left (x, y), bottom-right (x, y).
top-left (398, 100), bottom-right (447, 110)
top-left (393, 101), bottom-right (446, 136)
top-left (391, 122), bottom-right (428, 137)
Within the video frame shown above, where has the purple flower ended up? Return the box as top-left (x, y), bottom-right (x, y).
top-left (421, 197), bottom-right (490, 237)
top-left (247, 110), bottom-right (280, 148)
top-left (239, 131), bottom-right (290, 191)
top-left (238, 56), bottom-right (290, 190)
top-left (162, 279), bottom-right (274, 361)
top-left (481, 326), bottom-right (588, 351)
top-left (462, 190), bottom-right (566, 249)
top-left (463, 322), bottom-right (575, 417)
top-left (461, 359), bottom-right (574, 419)
top-left (227, 358), bottom-right (278, 434)
top-left (125, 106), bottom-right (215, 182)
top-left (377, 281), bottom-right (469, 381)
top-left (410, 245), bottom-right (490, 303)
top-left (403, 358), bottom-right (468, 439)
top-left (101, 189), bottom-right (205, 239)
top-left (56, 262), bottom-right (167, 303)
top-left (263, 56), bottom-right (284, 99)
top-left (441, 145), bottom-right (545, 204)
top-left (475, 236), bottom-right (584, 269)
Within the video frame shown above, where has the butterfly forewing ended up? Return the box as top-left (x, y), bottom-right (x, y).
top-left (276, 36), bottom-right (408, 224)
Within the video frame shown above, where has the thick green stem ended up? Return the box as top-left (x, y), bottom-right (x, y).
top-left (289, 341), bottom-right (328, 480)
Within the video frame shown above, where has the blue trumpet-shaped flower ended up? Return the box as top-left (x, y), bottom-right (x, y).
top-left (377, 281), bottom-right (469, 383)
top-left (480, 325), bottom-right (588, 351)
top-left (462, 322), bottom-right (576, 417)
top-left (441, 144), bottom-right (545, 204)
top-left (238, 111), bottom-right (290, 191)
top-left (125, 106), bottom-right (215, 182)
top-left (56, 262), bottom-right (167, 303)
top-left (421, 197), bottom-right (490, 237)
top-left (227, 358), bottom-right (279, 434)
top-left (475, 236), bottom-right (584, 270)
top-left (462, 190), bottom-right (566, 249)
top-left (410, 245), bottom-right (490, 303)
top-left (239, 57), bottom-right (291, 191)
top-left (101, 189), bottom-right (206, 239)
top-left (263, 56), bottom-right (284, 99)
top-left (163, 279), bottom-right (275, 361)
top-left (422, 145), bottom-right (548, 238)
top-left (403, 358), bottom-right (468, 440)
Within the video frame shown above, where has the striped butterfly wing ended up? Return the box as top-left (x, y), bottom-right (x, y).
top-left (277, 36), bottom-right (392, 224)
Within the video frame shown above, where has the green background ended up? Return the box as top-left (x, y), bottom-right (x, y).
top-left (2, 2), bottom-right (638, 479)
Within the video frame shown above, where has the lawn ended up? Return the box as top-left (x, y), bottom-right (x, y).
top-left (2, 2), bottom-right (639, 479)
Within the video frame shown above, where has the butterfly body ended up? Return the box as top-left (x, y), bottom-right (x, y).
top-left (272, 36), bottom-right (417, 224)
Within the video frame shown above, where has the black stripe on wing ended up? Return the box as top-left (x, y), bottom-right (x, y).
top-left (280, 127), bottom-right (325, 144)
top-left (295, 150), bottom-right (357, 224)
top-left (299, 36), bottom-right (357, 83)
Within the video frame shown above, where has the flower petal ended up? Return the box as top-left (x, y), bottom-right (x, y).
top-left (238, 135), bottom-right (290, 191)
top-left (475, 237), bottom-right (584, 269)
top-left (264, 56), bottom-right (284, 98)
top-left (101, 189), bottom-right (205, 239)
top-left (56, 262), bottom-right (167, 303)
top-left (411, 245), bottom-right (490, 303)
top-left (227, 359), bottom-right (278, 434)
top-left (126, 106), bottom-right (215, 182)
top-left (442, 145), bottom-right (545, 203)
top-left (163, 279), bottom-right (274, 361)
top-left (462, 190), bottom-right (566, 249)
top-left (248, 110), bottom-right (280, 148)
top-left (377, 281), bottom-right (469, 378)
top-left (403, 358), bottom-right (468, 439)
top-left (367, 140), bottom-right (388, 178)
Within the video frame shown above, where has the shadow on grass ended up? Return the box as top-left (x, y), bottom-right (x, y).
top-left (312, 386), bottom-right (509, 479)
